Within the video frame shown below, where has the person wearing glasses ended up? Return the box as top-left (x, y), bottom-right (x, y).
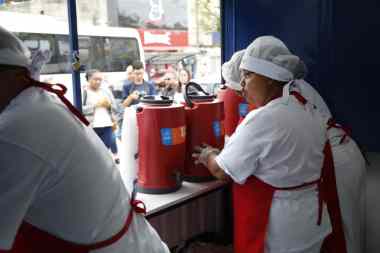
top-left (122, 60), bottom-right (156, 107)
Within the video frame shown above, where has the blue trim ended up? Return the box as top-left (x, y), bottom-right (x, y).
top-left (67, 0), bottom-right (82, 111)
top-left (221, 0), bottom-right (236, 65)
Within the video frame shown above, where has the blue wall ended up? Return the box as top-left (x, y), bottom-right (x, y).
top-left (222, 0), bottom-right (380, 151)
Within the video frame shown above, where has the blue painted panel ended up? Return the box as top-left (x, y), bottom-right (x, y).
top-left (222, 0), bottom-right (380, 151)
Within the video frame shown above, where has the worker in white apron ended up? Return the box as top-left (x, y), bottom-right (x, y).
top-left (193, 36), bottom-right (347, 253)
top-left (0, 26), bottom-right (169, 253)
top-left (220, 49), bottom-right (256, 143)
top-left (288, 78), bottom-right (366, 253)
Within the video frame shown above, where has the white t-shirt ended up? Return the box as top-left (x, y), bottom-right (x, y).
top-left (86, 88), bottom-right (113, 128)
top-left (0, 87), bottom-right (169, 253)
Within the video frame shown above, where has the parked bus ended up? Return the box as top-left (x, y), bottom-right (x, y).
top-left (0, 11), bottom-right (145, 102)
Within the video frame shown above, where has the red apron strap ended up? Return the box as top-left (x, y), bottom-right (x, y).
top-left (29, 80), bottom-right (90, 126)
top-left (10, 199), bottom-right (146, 253)
top-left (327, 118), bottom-right (351, 144)
top-left (84, 199), bottom-right (146, 251)
top-left (320, 142), bottom-right (347, 253)
top-left (290, 90), bottom-right (307, 105)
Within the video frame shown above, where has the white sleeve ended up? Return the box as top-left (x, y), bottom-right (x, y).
top-left (0, 141), bottom-right (48, 250)
top-left (215, 110), bottom-right (283, 184)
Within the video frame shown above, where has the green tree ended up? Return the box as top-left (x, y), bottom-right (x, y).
top-left (197, 0), bottom-right (220, 33)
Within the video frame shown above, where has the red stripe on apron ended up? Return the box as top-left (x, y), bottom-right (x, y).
top-left (8, 200), bottom-right (146, 253)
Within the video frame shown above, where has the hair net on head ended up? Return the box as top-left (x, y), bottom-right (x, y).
top-left (222, 50), bottom-right (245, 91)
top-left (240, 36), bottom-right (306, 82)
top-left (0, 26), bottom-right (30, 68)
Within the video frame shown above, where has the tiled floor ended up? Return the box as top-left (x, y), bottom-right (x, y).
top-left (366, 152), bottom-right (380, 253)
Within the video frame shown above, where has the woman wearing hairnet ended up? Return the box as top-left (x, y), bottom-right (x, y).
top-left (219, 50), bottom-right (255, 141)
top-left (286, 55), bottom-right (366, 253)
top-left (193, 36), bottom-right (346, 253)
top-left (0, 26), bottom-right (169, 253)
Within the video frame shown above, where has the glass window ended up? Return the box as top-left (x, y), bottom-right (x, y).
top-left (87, 36), bottom-right (106, 71)
top-left (106, 37), bottom-right (140, 72)
top-left (16, 33), bottom-right (72, 75)
top-left (78, 36), bottom-right (91, 66)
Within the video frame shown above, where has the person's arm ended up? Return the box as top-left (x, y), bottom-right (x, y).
top-left (104, 88), bottom-right (117, 113)
top-left (122, 91), bottom-right (139, 107)
top-left (195, 111), bottom-right (279, 184)
top-left (0, 141), bottom-right (48, 251)
top-left (81, 89), bottom-right (96, 116)
top-left (192, 144), bottom-right (231, 181)
top-left (122, 84), bottom-right (140, 107)
top-left (207, 153), bottom-right (230, 181)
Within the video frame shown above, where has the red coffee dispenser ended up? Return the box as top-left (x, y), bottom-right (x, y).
top-left (217, 86), bottom-right (256, 136)
top-left (183, 82), bottom-right (225, 182)
top-left (136, 96), bottom-right (186, 194)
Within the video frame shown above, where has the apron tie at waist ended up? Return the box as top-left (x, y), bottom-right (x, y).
top-left (272, 178), bottom-right (323, 226)
top-left (327, 118), bottom-right (351, 144)
top-left (29, 79), bottom-right (90, 126)
top-left (131, 199), bottom-right (147, 215)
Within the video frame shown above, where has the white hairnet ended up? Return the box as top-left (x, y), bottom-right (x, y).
top-left (240, 36), bottom-right (307, 82)
top-left (222, 50), bottom-right (244, 91)
top-left (0, 26), bottom-right (30, 68)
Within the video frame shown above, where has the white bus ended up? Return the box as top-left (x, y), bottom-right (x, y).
top-left (0, 11), bottom-right (145, 102)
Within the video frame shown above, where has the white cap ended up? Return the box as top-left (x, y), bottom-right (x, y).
top-left (240, 36), bottom-right (307, 82)
top-left (222, 50), bottom-right (244, 91)
top-left (0, 26), bottom-right (30, 68)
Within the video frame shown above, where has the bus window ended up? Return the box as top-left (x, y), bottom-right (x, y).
top-left (56, 35), bottom-right (71, 73)
top-left (78, 36), bottom-right (91, 69)
top-left (105, 37), bottom-right (140, 72)
top-left (16, 33), bottom-right (58, 75)
top-left (87, 37), bottom-right (106, 71)
top-left (1, 10), bottom-right (145, 102)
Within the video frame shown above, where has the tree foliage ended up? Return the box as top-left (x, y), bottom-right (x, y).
top-left (197, 0), bottom-right (220, 33)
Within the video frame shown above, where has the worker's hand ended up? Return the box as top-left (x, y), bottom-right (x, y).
top-left (192, 143), bottom-right (220, 167)
top-left (96, 97), bottom-right (111, 108)
top-left (129, 91), bottom-right (140, 100)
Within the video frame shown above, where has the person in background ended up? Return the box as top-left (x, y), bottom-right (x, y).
top-left (124, 64), bottom-right (135, 86)
top-left (178, 68), bottom-right (191, 91)
top-left (221, 50), bottom-right (244, 95)
top-left (103, 78), bottom-right (123, 161)
top-left (0, 26), bottom-right (169, 253)
top-left (122, 60), bottom-right (156, 107)
top-left (111, 65), bottom-right (135, 141)
top-left (156, 71), bottom-right (179, 98)
top-left (82, 69), bottom-right (119, 164)
top-left (193, 36), bottom-right (345, 253)
top-left (220, 49), bottom-right (256, 143)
